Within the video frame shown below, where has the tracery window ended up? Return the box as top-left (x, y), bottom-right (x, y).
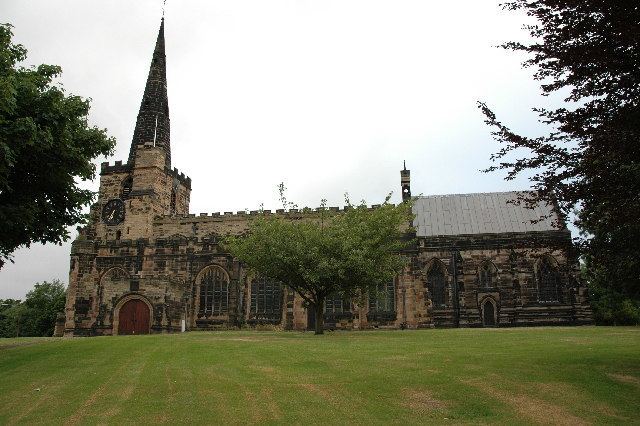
top-left (170, 186), bottom-right (177, 214)
top-left (198, 266), bottom-right (229, 316)
top-left (427, 261), bottom-right (447, 308)
top-left (538, 256), bottom-right (560, 302)
top-left (479, 261), bottom-right (497, 288)
top-left (249, 277), bottom-right (283, 322)
top-left (369, 280), bottom-right (396, 313)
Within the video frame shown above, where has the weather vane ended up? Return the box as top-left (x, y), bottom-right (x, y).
top-left (162, 0), bottom-right (167, 18)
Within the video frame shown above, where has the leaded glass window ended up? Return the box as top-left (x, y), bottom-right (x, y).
top-left (538, 257), bottom-right (559, 302)
top-left (369, 281), bottom-right (396, 312)
top-left (249, 277), bottom-right (283, 322)
top-left (325, 293), bottom-right (350, 313)
top-left (198, 266), bottom-right (229, 316)
top-left (479, 261), bottom-right (497, 288)
top-left (427, 261), bottom-right (446, 308)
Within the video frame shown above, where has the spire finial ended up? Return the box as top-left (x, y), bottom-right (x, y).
top-left (162, 0), bottom-right (166, 19)
top-left (403, 160), bottom-right (407, 171)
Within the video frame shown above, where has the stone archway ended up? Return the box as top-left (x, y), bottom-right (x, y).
top-left (481, 298), bottom-right (497, 327)
top-left (113, 295), bottom-right (153, 335)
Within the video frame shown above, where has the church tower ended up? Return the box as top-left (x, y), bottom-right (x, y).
top-left (65, 17), bottom-right (193, 337)
top-left (94, 17), bottom-right (191, 241)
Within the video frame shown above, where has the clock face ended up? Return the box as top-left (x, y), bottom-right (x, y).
top-left (102, 199), bottom-right (125, 225)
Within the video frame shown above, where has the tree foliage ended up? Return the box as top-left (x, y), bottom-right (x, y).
top-left (479, 1), bottom-right (640, 302)
top-left (225, 193), bottom-right (414, 334)
top-left (0, 298), bottom-right (23, 337)
top-left (0, 279), bottom-right (66, 337)
top-left (583, 261), bottom-right (640, 326)
top-left (0, 23), bottom-right (115, 267)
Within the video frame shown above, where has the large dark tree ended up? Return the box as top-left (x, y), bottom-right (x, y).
top-left (0, 24), bottom-right (115, 267)
top-left (479, 1), bottom-right (640, 305)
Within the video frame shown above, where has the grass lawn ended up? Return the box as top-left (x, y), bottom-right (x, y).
top-left (0, 327), bottom-right (638, 425)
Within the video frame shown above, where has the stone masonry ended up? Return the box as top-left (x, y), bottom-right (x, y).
top-left (63, 19), bottom-right (592, 336)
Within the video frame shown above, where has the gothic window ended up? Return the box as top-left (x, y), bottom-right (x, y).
top-left (325, 293), bottom-right (350, 314)
top-left (479, 261), bottom-right (497, 288)
top-left (121, 176), bottom-right (133, 200)
top-left (249, 277), bottom-right (283, 322)
top-left (537, 256), bottom-right (560, 302)
top-left (427, 261), bottom-right (447, 308)
top-left (369, 280), bottom-right (396, 313)
top-left (198, 266), bottom-right (229, 316)
top-left (170, 187), bottom-right (177, 214)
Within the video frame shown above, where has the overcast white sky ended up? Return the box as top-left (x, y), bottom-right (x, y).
top-left (0, 0), bottom-right (560, 299)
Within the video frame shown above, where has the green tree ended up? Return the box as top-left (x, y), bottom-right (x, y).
top-left (226, 193), bottom-right (414, 335)
top-left (0, 280), bottom-right (66, 338)
top-left (479, 2), bottom-right (640, 303)
top-left (22, 279), bottom-right (66, 337)
top-left (583, 261), bottom-right (640, 326)
top-left (0, 298), bottom-right (23, 337)
top-left (0, 23), bottom-right (115, 267)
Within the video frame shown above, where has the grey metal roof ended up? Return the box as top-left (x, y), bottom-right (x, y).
top-left (412, 191), bottom-right (559, 237)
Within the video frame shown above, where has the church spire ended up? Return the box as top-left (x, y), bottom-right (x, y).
top-left (128, 17), bottom-right (171, 168)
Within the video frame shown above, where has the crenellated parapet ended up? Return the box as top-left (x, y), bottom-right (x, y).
top-left (100, 160), bottom-right (132, 175)
top-left (149, 204), bottom-right (393, 242)
top-left (153, 203), bottom-right (389, 223)
top-left (165, 166), bottom-right (192, 189)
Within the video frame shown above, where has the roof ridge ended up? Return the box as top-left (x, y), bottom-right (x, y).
top-left (415, 190), bottom-right (534, 199)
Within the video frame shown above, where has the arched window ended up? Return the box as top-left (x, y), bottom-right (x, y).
top-left (369, 280), bottom-right (396, 313)
top-left (198, 266), bottom-right (229, 316)
top-left (100, 267), bottom-right (128, 285)
top-left (170, 187), bottom-right (177, 214)
top-left (479, 261), bottom-right (497, 288)
top-left (121, 176), bottom-right (133, 200)
top-left (249, 277), bottom-right (283, 322)
top-left (427, 261), bottom-right (447, 308)
top-left (538, 256), bottom-right (560, 302)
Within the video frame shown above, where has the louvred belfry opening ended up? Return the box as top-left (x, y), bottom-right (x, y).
top-left (128, 18), bottom-right (171, 168)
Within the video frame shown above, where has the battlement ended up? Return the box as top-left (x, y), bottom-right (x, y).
top-left (153, 204), bottom-right (389, 224)
top-left (100, 160), bottom-right (132, 175)
top-left (166, 166), bottom-right (192, 189)
top-left (99, 154), bottom-right (191, 189)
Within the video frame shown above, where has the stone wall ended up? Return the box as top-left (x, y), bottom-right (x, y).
top-left (65, 218), bottom-right (591, 336)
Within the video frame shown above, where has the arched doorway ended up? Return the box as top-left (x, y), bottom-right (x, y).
top-left (118, 299), bottom-right (150, 335)
top-left (307, 306), bottom-right (316, 331)
top-left (482, 299), bottom-right (496, 327)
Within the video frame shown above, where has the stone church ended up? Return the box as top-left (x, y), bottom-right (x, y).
top-left (62, 19), bottom-right (592, 336)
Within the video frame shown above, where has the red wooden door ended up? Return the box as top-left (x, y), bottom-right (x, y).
top-left (118, 299), bottom-right (150, 335)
